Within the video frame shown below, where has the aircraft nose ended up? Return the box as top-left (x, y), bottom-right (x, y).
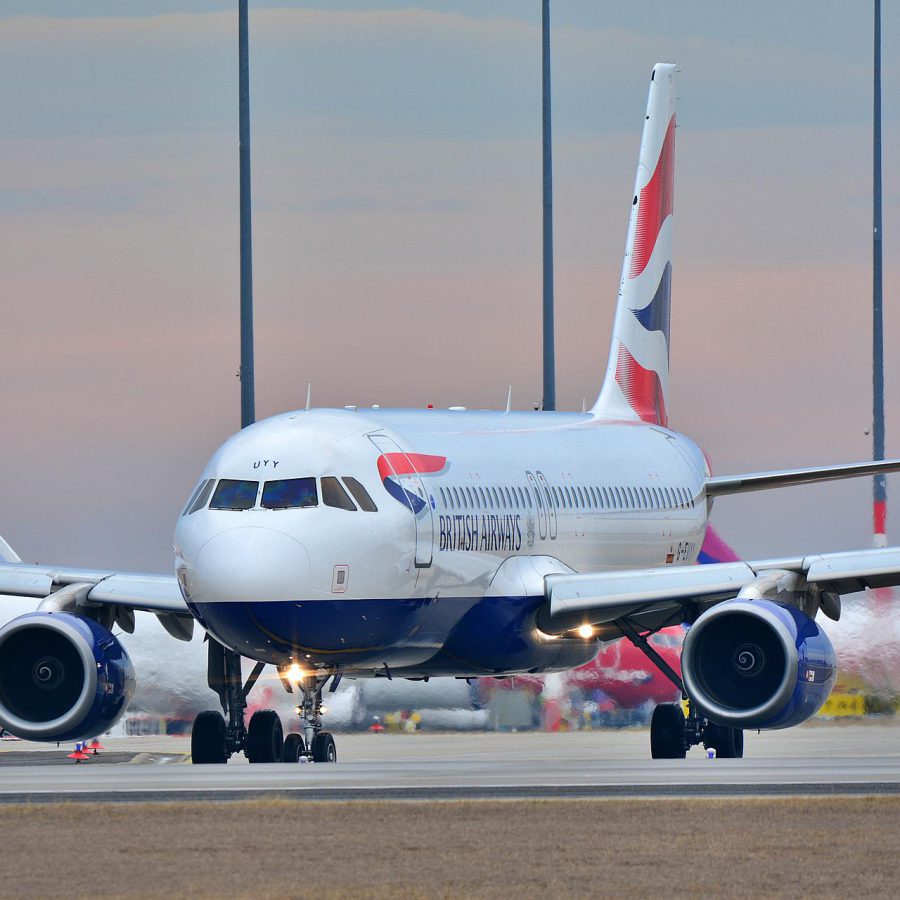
top-left (189, 526), bottom-right (310, 603)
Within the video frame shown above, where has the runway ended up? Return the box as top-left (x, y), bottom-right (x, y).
top-left (1, 721), bottom-right (899, 803)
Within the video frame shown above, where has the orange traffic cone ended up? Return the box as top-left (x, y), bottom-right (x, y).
top-left (68, 742), bottom-right (90, 763)
top-left (88, 738), bottom-right (106, 755)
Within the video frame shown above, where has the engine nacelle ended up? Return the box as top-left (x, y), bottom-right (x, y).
top-left (0, 612), bottom-right (135, 742)
top-left (682, 599), bottom-right (836, 730)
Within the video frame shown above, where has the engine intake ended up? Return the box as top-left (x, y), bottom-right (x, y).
top-left (0, 612), bottom-right (135, 741)
top-left (682, 599), bottom-right (835, 730)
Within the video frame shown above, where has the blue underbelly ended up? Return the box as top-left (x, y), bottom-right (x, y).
top-left (188, 595), bottom-right (596, 677)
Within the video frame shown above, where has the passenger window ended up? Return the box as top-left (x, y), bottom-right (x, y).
top-left (452, 487), bottom-right (460, 508)
top-left (439, 487), bottom-right (447, 507)
top-left (210, 479), bottom-right (258, 510)
top-left (343, 477), bottom-right (378, 512)
top-left (504, 487), bottom-right (512, 507)
top-left (478, 487), bottom-right (487, 508)
top-left (465, 487), bottom-right (475, 509)
top-left (262, 477), bottom-right (317, 509)
top-left (576, 486), bottom-right (585, 508)
top-left (552, 486), bottom-right (561, 508)
top-left (186, 479), bottom-right (216, 515)
top-left (321, 477), bottom-right (356, 511)
top-left (492, 487), bottom-right (501, 508)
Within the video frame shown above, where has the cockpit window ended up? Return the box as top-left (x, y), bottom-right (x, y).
top-left (261, 478), bottom-right (317, 509)
top-left (209, 479), bottom-right (259, 510)
top-left (342, 477), bottom-right (378, 512)
top-left (321, 476), bottom-right (356, 511)
top-left (183, 479), bottom-right (215, 516)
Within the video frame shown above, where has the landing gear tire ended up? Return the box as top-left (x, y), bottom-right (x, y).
top-left (311, 731), bottom-right (337, 763)
top-left (282, 732), bottom-right (306, 763)
top-left (650, 702), bottom-right (687, 759)
top-left (246, 709), bottom-right (284, 763)
top-left (191, 710), bottom-right (227, 764)
top-left (703, 723), bottom-right (744, 759)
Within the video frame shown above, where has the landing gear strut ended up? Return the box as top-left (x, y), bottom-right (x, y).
top-left (191, 640), bottom-right (283, 764)
top-left (295, 672), bottom-right (337, 763)
top-left (619, 621), bottom-right (743, 759)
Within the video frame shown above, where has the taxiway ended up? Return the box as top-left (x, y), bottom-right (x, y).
top-left (1, 722), bottom-right (898, 803)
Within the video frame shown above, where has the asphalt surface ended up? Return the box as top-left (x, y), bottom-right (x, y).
top-left (0, 723), bottom-right (898, 803)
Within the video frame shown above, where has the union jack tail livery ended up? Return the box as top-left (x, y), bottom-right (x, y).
top-left (594, 63), bottom-right (676, 426)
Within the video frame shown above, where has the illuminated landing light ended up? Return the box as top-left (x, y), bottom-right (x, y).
top-left (286, 663), bottom-right (305, 683)
top-left (577, 624), bottom-right (595, 640)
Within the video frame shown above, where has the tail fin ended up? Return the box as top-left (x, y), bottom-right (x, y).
top-left (593, 63), bottom-right (676, 426)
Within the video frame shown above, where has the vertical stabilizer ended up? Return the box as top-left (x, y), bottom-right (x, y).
top-left (592, 64), bottom-right (676, 425)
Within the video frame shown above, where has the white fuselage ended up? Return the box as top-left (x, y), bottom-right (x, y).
top-left (174, 408), bottom-right (708, 678)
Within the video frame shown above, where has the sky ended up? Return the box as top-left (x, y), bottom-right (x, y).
top-left (1, 1), bottom-right (899, 572)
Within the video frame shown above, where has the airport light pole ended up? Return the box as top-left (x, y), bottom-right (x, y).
top-left (541, 0), bottom-right (556, 411)
top-left (873, 0), bottom-right (887, 546)
top-left (239, 0), bottom-right (256, 429)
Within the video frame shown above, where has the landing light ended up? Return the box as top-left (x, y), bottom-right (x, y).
top-left (577, 624), bottom-right (594, 640)
top-left (286, 663), bottom-right (305, 683)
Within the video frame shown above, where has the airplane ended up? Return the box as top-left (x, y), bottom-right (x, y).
top-left (2, 63), bottom-right (900, 764)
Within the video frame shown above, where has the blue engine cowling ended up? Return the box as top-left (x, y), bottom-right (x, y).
top-left (0, 612), bottom-right (135, 742)
top-left (681, 599), bottom-right (836, 730)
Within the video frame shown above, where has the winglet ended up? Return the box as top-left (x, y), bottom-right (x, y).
top-left (0, 536), bottom-right (21, 564)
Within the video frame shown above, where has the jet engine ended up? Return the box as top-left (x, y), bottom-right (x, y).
top-left (682, 599), bottom-right (835, 730)
top-left (0, 612), bottom-right (135, 741)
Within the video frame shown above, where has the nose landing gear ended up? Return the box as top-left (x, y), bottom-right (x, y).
top-left (296, 672), bottom-right (338, 763)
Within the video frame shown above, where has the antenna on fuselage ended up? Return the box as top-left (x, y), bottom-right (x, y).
top-left (305, 383), bottom-right (312, 412)
top-left (238, 0), bottom-right (255, 430)
top-left (505, 385), bottom-right (512, 413)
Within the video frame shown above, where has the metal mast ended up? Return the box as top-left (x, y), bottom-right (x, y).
top-left (239, 0), bottom-right (256, 429)
top-left (541, 0), bottom-right (556, 411)
top-left (873, 0), bottom-right (886, 546)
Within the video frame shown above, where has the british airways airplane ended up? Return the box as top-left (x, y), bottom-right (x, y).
top-left (2, 64), bottom-right (899, 763)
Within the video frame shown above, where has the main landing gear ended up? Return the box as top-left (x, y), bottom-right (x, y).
top-left (618, 622), bottom-right (743, 760)
top-left (648, 701), bottom-right (743, 759)
top-left (190, 640), bottom-right (339, 765)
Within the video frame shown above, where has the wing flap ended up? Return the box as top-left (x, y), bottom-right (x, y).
top-left (0, 569), bottom-right (54, 598)
top-left (86, 574), bottom-right (187, 613)
top-left (541, 546), bottom-right (900, 635)
top-left (0, 562), bottom-right (187, 615)
top-left (543, 562), bottom-right (755, 632)
top-left (804, 547), bottom-right (900, 593)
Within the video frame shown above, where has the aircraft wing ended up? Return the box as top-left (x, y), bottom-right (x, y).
top-left (706, 458), bottom-right (900, 497)
top-left (0, 536), bottom-right (191, 638)
top-left (538, 546), bottom-right (900, 636)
